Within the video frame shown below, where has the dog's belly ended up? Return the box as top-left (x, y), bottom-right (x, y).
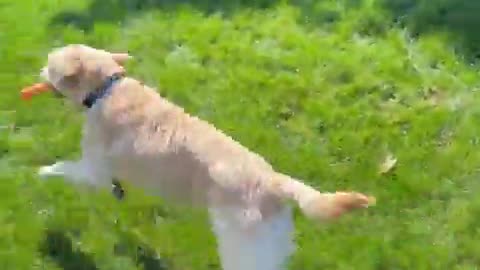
top-left (111, 149), bottom-right (212, 205)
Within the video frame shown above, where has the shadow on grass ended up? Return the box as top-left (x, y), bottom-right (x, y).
top-left (49, 0), bottom-right (279, 32)
top-left (49, 0), bottom-right (480, 62)
top-left (113, 229), bottom-right (170, 270)
top-left (40, 229), bottom-right (98, 270)
top-left (381, 0), bottom-right (480, 62)
top-left (49, 0), bottom-right (364, 31)
top-left (40, 228), bottom-right (169, 270)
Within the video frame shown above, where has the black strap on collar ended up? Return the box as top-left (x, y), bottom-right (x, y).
top-left (82, 73), bottom-right (123, 108)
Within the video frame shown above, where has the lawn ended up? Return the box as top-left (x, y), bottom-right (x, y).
top-left (2, 0), bottom-right (480, 269)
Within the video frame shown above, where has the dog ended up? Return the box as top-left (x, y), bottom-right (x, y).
top-left (36, 44), bottom-right (375, 270)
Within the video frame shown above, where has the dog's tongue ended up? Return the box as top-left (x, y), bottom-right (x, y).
top-left (20, 82), bottom-right (53, 100)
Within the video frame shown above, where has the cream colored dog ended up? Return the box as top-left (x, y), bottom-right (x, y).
top-left (37, 44), bottom-right (375, 270)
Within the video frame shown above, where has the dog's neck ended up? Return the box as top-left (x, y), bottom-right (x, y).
top-left (82, 72), bottom-right (124, 108)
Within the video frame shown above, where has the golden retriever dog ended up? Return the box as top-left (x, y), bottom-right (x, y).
top-left (35, 44), bottom-right (375, 270)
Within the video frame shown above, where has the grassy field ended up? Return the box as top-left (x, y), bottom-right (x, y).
top-left (2, 0), bottom-right (480, 269)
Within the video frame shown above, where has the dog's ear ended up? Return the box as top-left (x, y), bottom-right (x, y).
top-left (57, 57), bottom-right (82, 89)
top-left (111, 53), bottom-right (132, 65)
top-left (61, 54), bottom-right (83, 88)
top-left (62, 58), bottom-right (82, 77)
top-left (49, 45), bottom-right (83, 77)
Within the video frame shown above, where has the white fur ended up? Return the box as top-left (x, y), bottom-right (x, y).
top-left (209, 206), bottom-right (294, 270)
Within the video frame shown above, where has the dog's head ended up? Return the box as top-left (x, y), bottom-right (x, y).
top-left (39, 44), bottom-right (132, 106)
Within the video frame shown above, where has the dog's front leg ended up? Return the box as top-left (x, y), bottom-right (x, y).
top-left (39, 160), bottom-right (84, 179)
top-left (38, 118), bottom-right (115, 188)
top-left (38, 156), bottom-right (112, 189)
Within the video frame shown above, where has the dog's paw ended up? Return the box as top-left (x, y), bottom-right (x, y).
top-left (38, 165), bottom-right (55, 178)
top-left (38, 162), bottom-right (65, 179)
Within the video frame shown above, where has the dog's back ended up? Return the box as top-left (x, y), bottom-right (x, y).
top-left (92, 78), bottom-right (278, 214)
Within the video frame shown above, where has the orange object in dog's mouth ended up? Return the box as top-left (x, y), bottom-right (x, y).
top-left (20, 82), bottom-right (53, 100)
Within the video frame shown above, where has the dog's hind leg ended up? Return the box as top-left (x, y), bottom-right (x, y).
top-left (209, 206), bottom-right (295, 270)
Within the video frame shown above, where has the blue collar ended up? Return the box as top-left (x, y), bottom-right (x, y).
top-left (82, 73), bottom-right (123, 108)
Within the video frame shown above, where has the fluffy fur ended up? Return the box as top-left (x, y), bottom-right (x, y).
top-left (36, 44), bottom-right (376, 270)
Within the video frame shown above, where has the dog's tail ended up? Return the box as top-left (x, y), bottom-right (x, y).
top-left (267, 172), bottom-right (375, 221)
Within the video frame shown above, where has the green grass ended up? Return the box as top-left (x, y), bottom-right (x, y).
top-left (2, 0), bottom-right (480, 269)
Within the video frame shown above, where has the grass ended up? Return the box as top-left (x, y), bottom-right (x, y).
top-left (2, 0), bottom-right (480, 269)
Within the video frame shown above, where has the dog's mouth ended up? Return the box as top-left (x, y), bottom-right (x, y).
top-left (20, 82), bottom-right (54, 100)
top-left (20, 81), bottom-right (66, 100)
